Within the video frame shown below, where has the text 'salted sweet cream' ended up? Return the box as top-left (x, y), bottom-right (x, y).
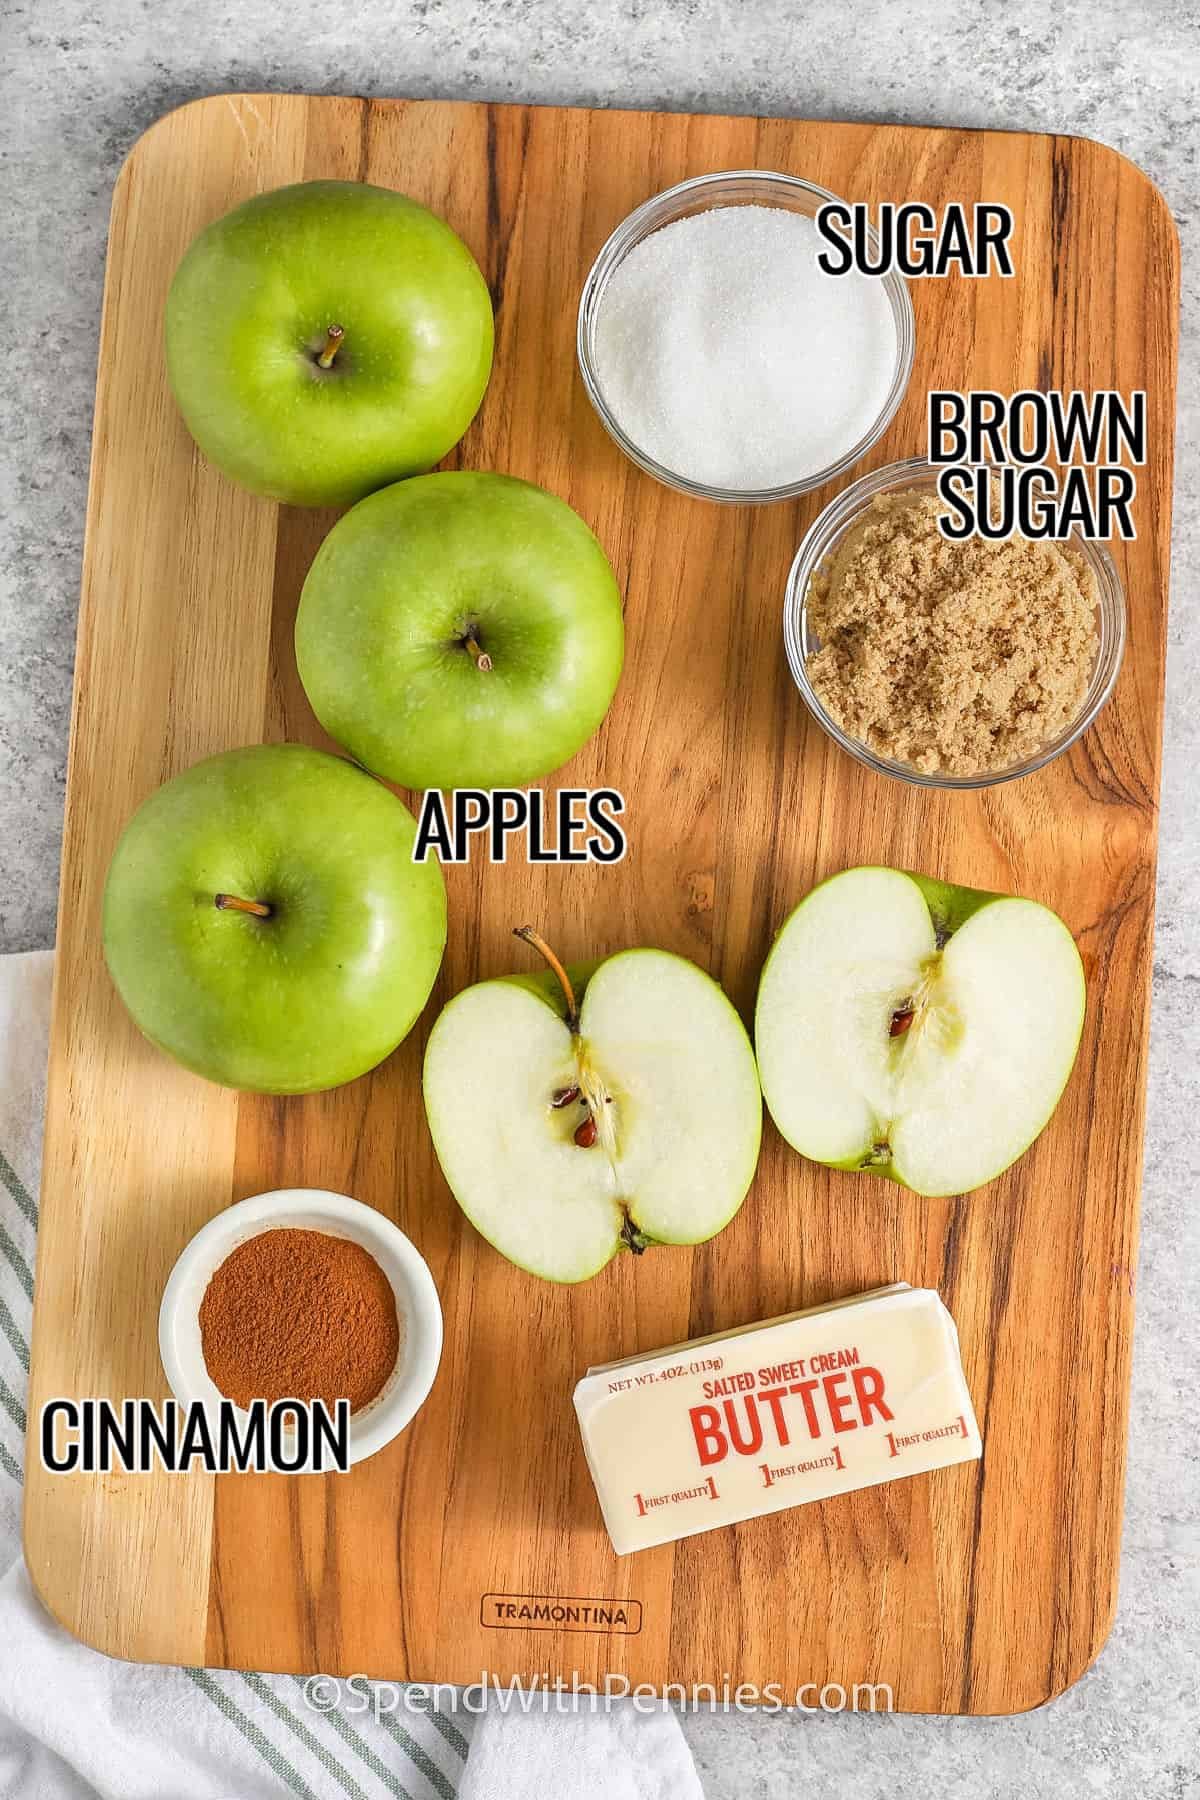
top-left (574, 1284), bottom-right (981, 1554)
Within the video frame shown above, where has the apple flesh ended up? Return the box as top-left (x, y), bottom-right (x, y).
top-left (165, 181), bottom-right (494, 506)
top-left (102, 745), bottom-right (447, 1093)
top-left (423, 931), bottom-right (762, 1282)
top-left (754, 867), bottom-right (1085, 1197)
top-left (295, 472), bottom-right (625, 791)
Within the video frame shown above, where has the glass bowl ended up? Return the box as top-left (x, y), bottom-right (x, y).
top-left (783, 457), bottom-right (1127, 789)
top-left (576, 170), bottom-right (916, 505)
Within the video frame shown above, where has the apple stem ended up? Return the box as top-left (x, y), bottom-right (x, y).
top-left (316, 324), bottom-right (345, 369)
top-left (214, 893), bottom-right (273, 919)
top-left (514, 925), bottom-right (578, 1032)
top-left (463, 633), bottom-right (493, 672)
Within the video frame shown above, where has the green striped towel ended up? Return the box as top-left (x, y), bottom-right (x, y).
top-left (0, 951), bottom-right (701, 1799)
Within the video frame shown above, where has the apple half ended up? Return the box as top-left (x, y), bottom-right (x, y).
top-left (423, 931), bottom-right (762, 1282)
top-left (755, 868), bottom-right (1086, 1197)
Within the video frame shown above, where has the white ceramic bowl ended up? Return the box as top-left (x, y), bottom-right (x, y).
top-left (158, 1188), bottom-right (443, 1468)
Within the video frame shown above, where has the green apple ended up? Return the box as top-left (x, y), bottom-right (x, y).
top-left (102, 745), bottom-right (447, 1093)
top-left (423, 929), bottom-right (762, 1282)
top-left (165, 181), bottom-right (494, 506)
top-left (295, 472), bottom-right (625, 790)
top-left (754, 867), bottom-right (1085, 1197)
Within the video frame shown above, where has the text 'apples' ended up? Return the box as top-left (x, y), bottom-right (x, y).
top-left (423, 929), bottom-right (762, 1282)
top-left (296, 472), bottom-right (625, 790)
top-left (103, 745), bottom-right (447, 1093)
top-left (755, 867), bottom-right (1085, 1197)
top-left (165, 181), bottom-right (494, 506)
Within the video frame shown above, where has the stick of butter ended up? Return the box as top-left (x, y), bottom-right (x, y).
top-left (573, 1284), bottom-right (981, 1555)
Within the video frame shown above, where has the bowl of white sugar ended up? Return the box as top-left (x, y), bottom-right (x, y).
top-left (577, 170), bottom-right (914, 503)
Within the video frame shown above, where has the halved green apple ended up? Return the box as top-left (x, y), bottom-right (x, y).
top-left (754, 868), bottom-right (1086, 1197)
top-left (423, 930), bottom-right (762, 1282)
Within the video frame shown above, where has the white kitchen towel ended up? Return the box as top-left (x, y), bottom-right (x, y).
top-left (454, 1705), bottom-right (703, 1800)
top-left (0, 950), bottom-right (702, 1800)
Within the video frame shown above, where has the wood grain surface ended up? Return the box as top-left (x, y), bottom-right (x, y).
top-left (24, 94), bottom-right (1178, 1713)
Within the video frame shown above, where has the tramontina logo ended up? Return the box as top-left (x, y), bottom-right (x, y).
top-left (481, 1593), bottom-right (642, 1635)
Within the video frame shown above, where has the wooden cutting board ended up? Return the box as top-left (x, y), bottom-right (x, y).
top-left (24, 94), bottom-right (1178, 1715)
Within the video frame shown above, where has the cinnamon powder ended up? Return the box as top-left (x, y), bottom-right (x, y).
top-left (199, 1227), bottom-right (401, 1413)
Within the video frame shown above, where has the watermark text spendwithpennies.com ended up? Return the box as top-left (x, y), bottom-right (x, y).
top-left (301, 1672), bottom-right (894, 1719)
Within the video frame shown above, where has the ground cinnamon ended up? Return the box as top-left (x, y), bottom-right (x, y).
top-left (199, 1227), bottom-right (401, 1414)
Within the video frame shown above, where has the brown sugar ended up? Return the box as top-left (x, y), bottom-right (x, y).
top-left (199, 1226), bottom-right (400, 1414)
top-left (805, 490), bottom-right (1099, 775)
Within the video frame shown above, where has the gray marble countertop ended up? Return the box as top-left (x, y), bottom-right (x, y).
top-left (3, 3), bottom-right (1197, 1794)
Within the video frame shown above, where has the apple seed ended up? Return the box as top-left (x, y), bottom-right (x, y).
top-left (574, 1115), bottom-right (598, 1148)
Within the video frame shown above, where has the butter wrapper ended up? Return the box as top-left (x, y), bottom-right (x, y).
top-left (573, 1284), bottom-right (980, 1555)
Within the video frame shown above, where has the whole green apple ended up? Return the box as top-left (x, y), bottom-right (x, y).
top-left (755, 866), bottom-right (1086, 1197)
top-left (102, 745), bottom-right (447, 1093)
top-left (295, 472), bottom-right (625, 790)
top-left (165, 181), bottom-right (494, 506)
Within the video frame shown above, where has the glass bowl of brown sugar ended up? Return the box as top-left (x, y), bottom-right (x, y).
top-left (783, 457), bottom-right (1127, 789)
top-left (159, 1188), bottom-right (443, 1467)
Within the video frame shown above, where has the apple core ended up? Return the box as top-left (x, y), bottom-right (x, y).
top-left (514, 926), bottom-right (630, 1200)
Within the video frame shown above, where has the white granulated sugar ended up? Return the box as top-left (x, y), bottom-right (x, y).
top-left (592, 206), bottom-right (898, 491)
